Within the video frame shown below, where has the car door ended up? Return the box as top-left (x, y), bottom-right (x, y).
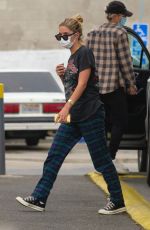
top-left (118, 27), bottom-right (150, 150)
top-left (121, 27), bottom-right (150, 184)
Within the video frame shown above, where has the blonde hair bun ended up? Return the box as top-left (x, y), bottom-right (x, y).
top-left (72, 14), bottom-right (83, 24)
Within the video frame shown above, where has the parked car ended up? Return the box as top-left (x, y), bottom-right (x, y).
top-left (0, 70), bottom-right (65, 146)
top-left (105, 26), bottom-right (150, 186)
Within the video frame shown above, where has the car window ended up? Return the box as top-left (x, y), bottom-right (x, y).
top-left (0, 72), bottom-right (61, 92)
top-left (128, 33), bottom-right (150, 70)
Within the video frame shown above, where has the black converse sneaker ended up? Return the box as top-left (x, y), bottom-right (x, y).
top-left (98, 200), bottom-right (126, 215)
top-left (16, 196), bottom-right (45, 212)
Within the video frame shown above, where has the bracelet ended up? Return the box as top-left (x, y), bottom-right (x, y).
top-left (67, 99), bottom-right (74, 106)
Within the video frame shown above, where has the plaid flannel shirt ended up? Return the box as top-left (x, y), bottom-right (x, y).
top-left (86, 23), bottom-right (136, 94)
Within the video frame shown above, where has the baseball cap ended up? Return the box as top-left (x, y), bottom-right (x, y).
top-left (105, 1), bottom-right (133, 17)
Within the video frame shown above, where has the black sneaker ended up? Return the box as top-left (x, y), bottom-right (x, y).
top-left (98, 200), bottom-right (126, 215)
top-left (16, 196), bottom-right (45, 212)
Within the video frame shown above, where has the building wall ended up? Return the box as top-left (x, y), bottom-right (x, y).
top-left (0, 0), bottom-right (149, 50)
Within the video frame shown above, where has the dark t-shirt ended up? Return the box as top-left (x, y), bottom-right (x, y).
top-left (63, 45), bottom-right (102, 122)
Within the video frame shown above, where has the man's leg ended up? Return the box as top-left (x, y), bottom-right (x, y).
top-left (101, 88), bottom-right (128, 159)
top-left (109, 88), bottom-right (128, 159)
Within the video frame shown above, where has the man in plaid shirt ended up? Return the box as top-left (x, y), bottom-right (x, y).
top-left (86, 1), bottom-right (137, 164)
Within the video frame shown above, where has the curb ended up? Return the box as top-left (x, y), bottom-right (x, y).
top-left (88, 172), bottom-right (150, 230)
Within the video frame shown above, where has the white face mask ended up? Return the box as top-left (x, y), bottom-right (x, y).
top-left (59, 37), bottom-right (73, 49)
top-left (117, 16), bottom-right (127, 28)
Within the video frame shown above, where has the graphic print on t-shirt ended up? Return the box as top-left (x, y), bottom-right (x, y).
top-left (64, 59), bottom-right (78, 100)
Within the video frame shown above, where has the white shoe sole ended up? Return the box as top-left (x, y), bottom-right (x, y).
top-left (16, 196), bottom-right (44, 212)
top-left (98, 207), bottom-right (126, 215)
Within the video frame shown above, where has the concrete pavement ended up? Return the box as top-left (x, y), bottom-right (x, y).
top-left (5, 139), bottom-right (138, 176)
top-left (0, 175), bottom-right (141, 230)
top-left (0, 139), bottom-right (148, 230)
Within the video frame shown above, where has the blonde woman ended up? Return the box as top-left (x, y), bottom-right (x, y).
top-left (16, 15), bottom-right (125, 215)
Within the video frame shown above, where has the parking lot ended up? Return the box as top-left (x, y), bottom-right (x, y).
top-left (5, 138), bottom-right (138, 175)
top-left (0, 138), bottom-right (149, 230)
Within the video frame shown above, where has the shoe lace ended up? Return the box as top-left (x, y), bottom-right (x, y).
top-left (107, 195), bottom-right (110, 201)
top-left (25, 196), bottom-right (35, 202)
top-left (104, 201), bottom-right (115, 210)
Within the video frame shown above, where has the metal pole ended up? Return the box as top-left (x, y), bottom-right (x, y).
top-left (0, 83), bottom-right (5, 174)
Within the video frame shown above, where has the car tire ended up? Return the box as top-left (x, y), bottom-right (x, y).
top-left (138, 148), bottom-right (147, 172)
top-left (25, 138), bottom-right (39, 146)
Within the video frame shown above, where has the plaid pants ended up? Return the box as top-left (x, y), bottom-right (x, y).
top-left (32, 106), bottom-right (124, 204)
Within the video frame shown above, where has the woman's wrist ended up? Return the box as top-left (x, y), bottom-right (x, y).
top-left (64, 102), bottom-right (71, 111)
top-left (67, 99), bottom-right (74, 106)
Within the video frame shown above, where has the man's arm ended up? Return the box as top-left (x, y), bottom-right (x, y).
top-left (116, 32), bottom-right (137, 94)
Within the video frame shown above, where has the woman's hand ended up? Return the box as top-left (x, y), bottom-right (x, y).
top-left (56, 64), bottom-right (66, 78)
top-left (57, 103), bottom-right (70, 123)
